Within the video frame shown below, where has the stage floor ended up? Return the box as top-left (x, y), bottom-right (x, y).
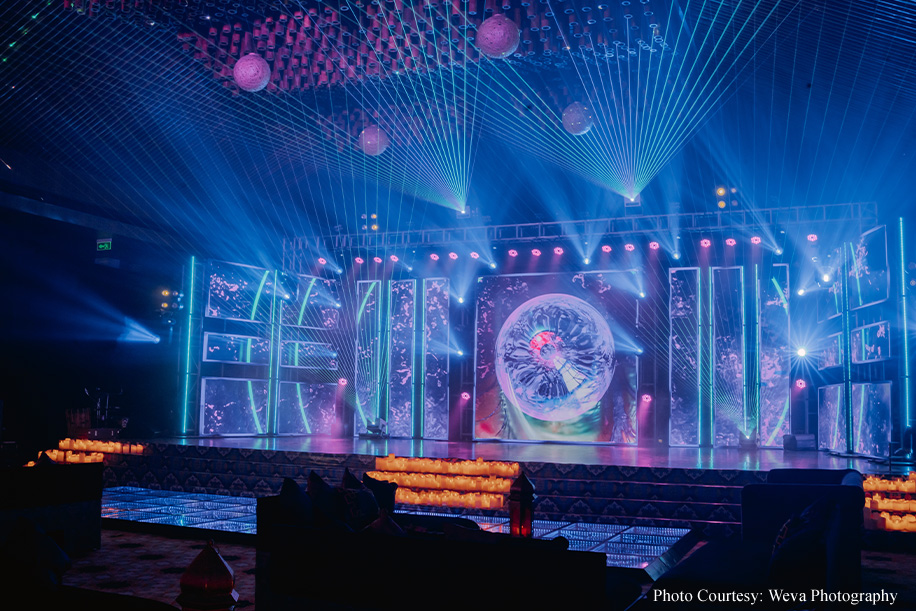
top-left (149, 435), bottom-right (890, 474)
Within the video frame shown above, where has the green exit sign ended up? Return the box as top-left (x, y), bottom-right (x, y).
top-left (96, 239), bottom-right (112, 251)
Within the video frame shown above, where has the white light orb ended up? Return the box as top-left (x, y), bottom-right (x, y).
top-left (476, 14), bottom-right (521, 59)
top-left (233, 53), bottom-right (271, 92)
top-left (562, 102), bottom-right (595, 136)
top-left (358, 125), bottom-right (390, 156)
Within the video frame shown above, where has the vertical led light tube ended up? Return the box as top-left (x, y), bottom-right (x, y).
top-left (181, 256), bottom-right (195, 435)
top-left (900, 218), bottom-right (912, 430)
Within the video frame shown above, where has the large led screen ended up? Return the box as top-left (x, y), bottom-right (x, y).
top-left (474, 272), bottom-right (639, 443)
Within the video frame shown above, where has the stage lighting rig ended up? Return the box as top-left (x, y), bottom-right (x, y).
top-left (158, 288), bottom-right (183, 325)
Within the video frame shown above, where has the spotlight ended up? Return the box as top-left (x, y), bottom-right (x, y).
top-left (807, 234), bottom-right (818, 242)
top-left (355, 256), bottom-right (365, 264)
top-left (508, 249), bottom-right (518, 257)
top-left (161, 290), bottom-right (170, 297)
top-left (489, 262), bottom-right (497, 269)
top-left (583, 257), bottom-right (590, 265)
top-left (430, 253), bottom-right (440, 261)
top-left (449, 252), bottom-right (458, 260)
top-left (673, 252), bottom-right (681, 260)
top-left (822, 273), bottom-right (831, 283)
top-left (373, 256), bottom-right (383, 264)
top-left (457, 349), bottom-right (464, 356)
top-left (389, 255), bottom-right (398, 262)
top-left (796, 347), bottom-right (807, 357)
top-left (461, 391), bottom-right (471, 400)
top-left (716, 186), bottom-right (727, 197)
top-left (532, 248), bottom-right (542, 257)
top-left (717, 200), bottom-right (726, 209)
top-left (624, 243), bottom-right (635, 252)
top-left (700, 239), bottom-right (711, 248)
top-left (554, 247), bottom-right (564, 255)
top-left (751, 236), bottom-right (762, 245)
top-left (649, 241), bottom-right (660, 250)
top-left (797, 288), bottom-right (806, 296)
top-left (641, 394), bottom-right (653, 403)
top-left (638, 291), bottom-right (646, 298)
top-left (371, 224), bottom-right (379, 231)
top-left (458, 297), bottom-right (464, 303)
top-left (318, 257), bottom-right (327, 265)
top-left (338, 377), bottom-right (348, 386)
top-left (795, 379), bottom-right (807, 390)
top-left (775, 248), bottom-right (783, 255)
top-left (470, 251), bottom-right (480, 259)
top-left (601, 245), bottom-right (612, 253)
top-left (725, 238), bottom-right (737, 247)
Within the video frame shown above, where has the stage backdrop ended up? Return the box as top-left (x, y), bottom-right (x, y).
top-left (474, 271), bottom-right (638, 443)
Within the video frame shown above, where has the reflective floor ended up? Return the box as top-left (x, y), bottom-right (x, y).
top-left (103, 486), bottom-right (691, 568)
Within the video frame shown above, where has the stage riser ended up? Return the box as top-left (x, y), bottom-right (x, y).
top-left (102, 443), bottom-right (767, 538)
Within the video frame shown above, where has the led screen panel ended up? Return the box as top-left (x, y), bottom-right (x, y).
top-left (850, 382), bottom-right (892, 458)
top-left (817, 247), bottom-right (844, 323)
top-left (712, 267), bottom-right (747, 448)
top-left (200, 377), bottom-right (268, 435)
top-left (279, 276), bottom-right (341, 330)
top-left (206, 261), bottom-right (273, 323)
top-left (422, 278), bottom-right (449, 440)
top-left (818, 384), bottom-right (847, 453)
top-left (279, 341), bottom-right (338, 370)
top-left (475, 272), bottom-right (639, 443)
top-left (759, 264), bottom-right (791, 448)
top-left (387, 280), bottom-right (416, 438)
top-left (818, 333), bottom-right (843, 370)
top-left (850, 321), bottom-right (890, 364)
top-left (668, 268), bottom-right (701, 447)
top-left (354, 280), bottom-right (382, 435)
top-left (848, 226), bottom-right (889, 310)
top-left (203, 333), bottom-right (270, 365)
top-left (276, 382), bottom-right (338, 435)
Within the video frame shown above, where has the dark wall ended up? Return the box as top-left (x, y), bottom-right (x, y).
top-left (0, 208), bottom-right (186, 457)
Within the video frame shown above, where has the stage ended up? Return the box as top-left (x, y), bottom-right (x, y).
top-left (102, 436), bottom-right (887, 538)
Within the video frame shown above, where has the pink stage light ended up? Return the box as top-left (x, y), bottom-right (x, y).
top-left (641, 394), bottom-right (653, 403)
top-left (449, 252), bottom-right (459, 260)
top-left (807, 234), bottom-right (818, 242)
top-left (318, 257), bottom-right (327, 265)
top-left (624, 243), bottom-right (635, 252)
top-left (751, 236), bottom-right (762, 245)
top-left (700, 239), bottom-right (711, 248)
top-left (373, 256), bottom-right (383, 264)
top-left (470, 251), bottom-right (480, 259)
top-left (795, 379), bottom-right (807, 390)
top-left (508, 249), bottom-right (518, 257)
top-left (430, 253), bottom-right (440, 261)
top-left (601, 245), bottom-right (612, 253)
top-left (390, 254), bottom-right (399, 262)
top-left (531, 248), bottom-right (542, 257)
top-left (338, 378), bottom-right (348, 386)
top-left (460, 391), bottom-right (471, 400)
top-left (725, 238), bottom-right (737, 246)
top-left (554, 247), bottom-right (564, 255)
top-left (649, 242), bottom-right (660, 251)
top-left (355, 257), bottom-right (365, 264)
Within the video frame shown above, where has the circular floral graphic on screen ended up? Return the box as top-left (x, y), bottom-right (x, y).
top-left (495, 293), bottom-right (615, 421)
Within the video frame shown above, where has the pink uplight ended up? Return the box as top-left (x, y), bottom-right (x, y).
top-left (355, 257), bottom-right (365, 264)
top-left (430, 253), bottom-right (440, 261)
top-left (624, 243), bottom-right (635, 252)
top-left (807, 234), bottom-right (818, 242)
top-left (751, 236), bottom-right (762, 245)
top-left (460, 391), bottom-right (471, 400)
top-left (725, 238), bottom-right (737, 247)
top-left (554, 247), bottom-right (564, 255)
top-left (700, 239), bottom-right (711, 248)
top-left (318, 257), bottom-right (327, 265)
top-left (389, 254), bottom-right (399, 262)
top-left (338, 377), bottom-right (348, 386)
top-left (373, 256), bottom-right (383, 264)
top-left (448, 252), bottom-right (459, 260)
top-left (641, 394), bottom-right (653, 403)
top-left (470, 251), bottom-right (480, 259)
top-left (531, 248), bottom-right (542, 257)
top-left (795, 379), bottom-right (807, 389)
top-left (508, 249), bottom-right (518, 257)
top-left (649, 242), bottom-right (660, 250)
top-left (601, 245), bottom-right (612, 253)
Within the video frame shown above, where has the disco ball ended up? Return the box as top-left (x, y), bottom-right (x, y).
top-left (358, 125), bottom-right (390, 156)
top-left (495, 294), bottom-right (615, 422)
top-left (476, 14), bottom-right (521, 59)
top-left (233, 53), bottom-right (271, 92)
top-left (561, 102), bottom-right (594, 136)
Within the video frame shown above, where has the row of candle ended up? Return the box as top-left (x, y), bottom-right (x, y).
top-left (394, 488), bottom-right (505, 510)
top-left (863, 474), bottom-right (916, 493)
top-left (375, 454), bottom-right (520, 477)
top-left (871, 512), bottom-right (916, 532)
top-left (58, 438), bottom-right (145, 455)
top-left (367, 470), bottom-right (512, 493)
top-left (25, 450), bottom-right (106, 466)
top-left (865, 494), bottom-right (916, 512)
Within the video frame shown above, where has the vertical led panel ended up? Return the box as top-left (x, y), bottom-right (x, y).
top-left (848, 226), bottom-right (889, 310)
top-left (668, 268), bottom-right (701, 447)
top-left (200, 377), bottom-right (268, 435)
top-left (850, 321), bottom-right (891, 364)
top-left (818, 333), bottom-right (844, 370)
top-left (205, 261), bottom-right (273, 323)
top-left (276, 382), bottom-right (338, 435)
top-left (850, 382), bottom-right (892, 458)
top-left (712, 267), bottom-right (746, 448)
top-left (354, 280), bottom-right (382, 435)
top-left (759, 264), bottom-right (791, 448)
top-left (818, 384), bottom-right (847, 453)
top-left (387, 279), bottom-right (416, 438)
top-left (280, 276), bottom-right (341, 330)
top-left (422, 278), bottom-right (450, 440)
